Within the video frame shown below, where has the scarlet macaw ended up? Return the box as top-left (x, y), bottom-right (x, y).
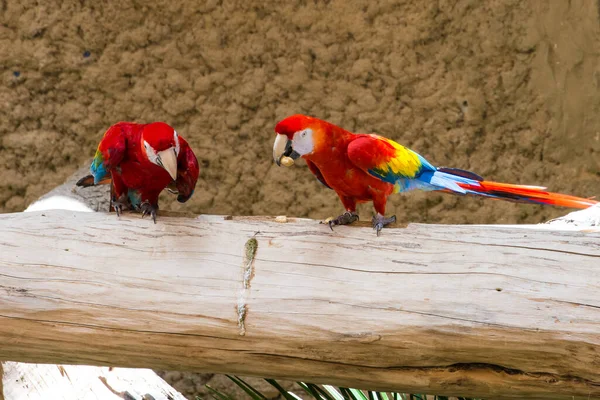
top-left (77, 122), bottom-right (199, 222)
top-left (273, 114), bottom-right (597, 235)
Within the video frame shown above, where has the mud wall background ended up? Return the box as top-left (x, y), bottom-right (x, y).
top-left (1, 0), bottom-right (599, 225)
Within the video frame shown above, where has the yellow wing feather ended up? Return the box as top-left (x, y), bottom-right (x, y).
top-left (372, 136), bottom-right (425, 179)
top-left (348, 135), bottom-right (436, 193)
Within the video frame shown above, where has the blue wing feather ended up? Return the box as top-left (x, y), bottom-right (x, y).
top-left (90, 150), bottom-right (108, 184)
top-left (89, 125), bottom-right (127, 184)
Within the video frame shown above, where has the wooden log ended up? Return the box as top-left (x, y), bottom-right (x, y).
top-left (0, 210), bottom-right (599, 400)
top-left (1, 361), bottom-right (186, 400)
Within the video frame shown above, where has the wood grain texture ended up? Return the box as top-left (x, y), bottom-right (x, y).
top-left (0, 210), bottom-right (599, 399)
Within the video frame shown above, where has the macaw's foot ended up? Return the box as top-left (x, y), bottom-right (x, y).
top-left (140, 201), bottom-right (159, 224)
top-left (111, 195), bottom-right (131, 217)
top-left (372, 214), bottom-right (396, 236)
top-left (323, 211), bottom-right (359, 231)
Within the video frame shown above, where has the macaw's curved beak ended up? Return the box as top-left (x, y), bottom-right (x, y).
top-left (273, 133), bottom-right (300, 167)
top-left (157, 148), bottom-right (178, 181)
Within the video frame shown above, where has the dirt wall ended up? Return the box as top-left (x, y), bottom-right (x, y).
top-left (1, 0), bottom-right (599, 224)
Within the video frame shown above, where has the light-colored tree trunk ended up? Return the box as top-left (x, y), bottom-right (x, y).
top-left (1, 361), bottom-right (186, 400)
top-left (0, 210), bottom-right (599, 399)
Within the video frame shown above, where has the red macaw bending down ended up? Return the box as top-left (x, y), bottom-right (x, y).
top-left (77, 122), bottom-right (199, 223)
top-left (273, 114), bottom-right (597, 235)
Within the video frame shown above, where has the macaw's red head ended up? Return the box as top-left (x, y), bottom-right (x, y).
top-left (273, 114), bottom-right (324, 166)
top-left (141, 122), bottom-right (180, 180)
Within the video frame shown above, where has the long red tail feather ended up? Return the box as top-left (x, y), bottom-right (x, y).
top-left (458, 180), bottom-right (597, 209)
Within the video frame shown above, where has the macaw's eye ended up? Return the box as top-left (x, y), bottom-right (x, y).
top-left (302, 131), bottom-right (307, 138)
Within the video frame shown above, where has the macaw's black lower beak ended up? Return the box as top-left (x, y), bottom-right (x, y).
top-left (273, 134), bottom-right (300, 166)
top-left (283, 140), bottom-right (301, 161)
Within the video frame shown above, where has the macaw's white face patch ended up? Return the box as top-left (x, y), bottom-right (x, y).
top-left (143, 140), bottom-right (158, 164)
top-left (174, 130), bottom-right (180, 156)
top-left (292, 128), bottom-right (314, 156)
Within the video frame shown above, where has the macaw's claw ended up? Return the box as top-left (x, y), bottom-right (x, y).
top-left (326, 211), bottom-right (359, 231)
top-left (372, 214), bottom-right (396, 236)
top-left (111, 195), bottom-right (131, 217)
top-left (140, 201), bottom-right (159, 224)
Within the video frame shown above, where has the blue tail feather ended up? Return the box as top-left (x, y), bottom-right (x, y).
top-left (395, 169), bottom-right (481, 194)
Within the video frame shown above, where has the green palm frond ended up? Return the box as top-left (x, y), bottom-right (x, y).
top-left (197, 376), bottom-right (482, 400)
